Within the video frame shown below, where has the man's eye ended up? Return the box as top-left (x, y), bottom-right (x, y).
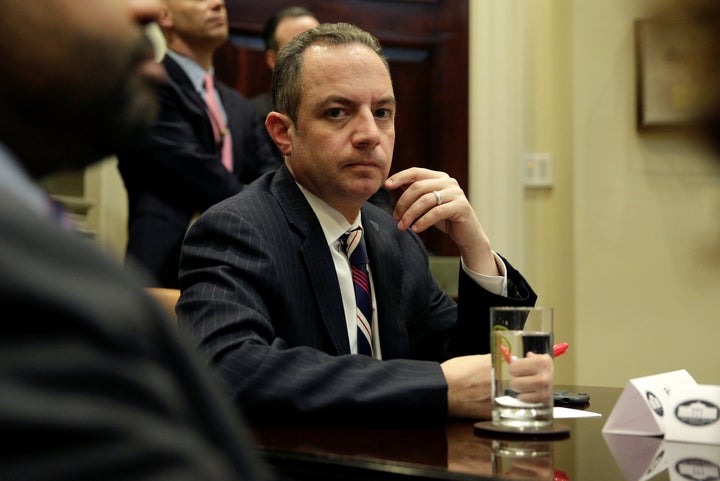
top-left (376, 109), bottom-right (393, 119)
top-left (327, 108), bottom-right (345, 119)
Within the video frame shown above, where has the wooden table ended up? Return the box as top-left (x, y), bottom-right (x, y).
top-left (249, 385), bottom-right (674, 480)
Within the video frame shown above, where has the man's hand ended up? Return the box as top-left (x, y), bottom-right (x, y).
top-left (508, 352), bottom-right (554, 405)
top-left (385, 167), bottom-right (497, 276)
top-left (441, 353), bottom-right (554, 419)
top-left (441, 354), bottom-right (493, 419)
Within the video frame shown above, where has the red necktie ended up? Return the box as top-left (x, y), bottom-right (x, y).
top-left (204, 73), bottom-right (233, 172)
top-left (340, 228), bottom-right (373, 356)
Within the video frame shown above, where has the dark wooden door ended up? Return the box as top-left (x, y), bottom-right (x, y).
top-left (217, 0), bottom-right (468, 256)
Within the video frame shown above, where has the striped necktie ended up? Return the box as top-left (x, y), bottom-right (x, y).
top-left (340, 227), bottom-right (373, 356)
top-left (203, 73), bottom-right (233, 172)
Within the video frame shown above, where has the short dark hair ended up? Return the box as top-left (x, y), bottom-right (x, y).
top-left (261, 6), bottom-right (317, 52)
top-left (271, 22), bottom-right (389, 124)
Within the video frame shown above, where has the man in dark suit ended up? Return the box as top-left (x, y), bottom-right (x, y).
top-left (177, 23), bottom-right (553, 425)
top-left (0, 0), bottom-right (270, 479)
top-left (117, 0), bottom-right (281, 288)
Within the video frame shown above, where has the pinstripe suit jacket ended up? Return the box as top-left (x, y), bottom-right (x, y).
top-left (177, 164), bottom-right (536, 425)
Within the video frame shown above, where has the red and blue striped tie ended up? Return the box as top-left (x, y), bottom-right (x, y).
top-left (341, 228), bottom-right (373, 356)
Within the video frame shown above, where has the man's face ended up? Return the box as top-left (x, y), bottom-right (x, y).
top-left (285, 43), bottom-right (396, 217)
top-left (276, 16), bottom-right (320, 50)
top-left (266, 16), bottom-right (319, 71)
top-left (164, 0), bottom-right (228, 47)
top-left (0, 0), bottom-right (165, 174)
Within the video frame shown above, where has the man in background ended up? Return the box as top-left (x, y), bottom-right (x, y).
top-left (117, 0), bottom-right (281, 288)
top-left (250, 6), bottom-right (320, 123)
top-left (0, 0), bottom-right (270, 479)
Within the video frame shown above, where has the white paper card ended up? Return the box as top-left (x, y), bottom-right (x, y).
top-left (602, 369), bottom-right (697, 436)
top-left (664, 385), bottom-right (720, 445)
top-left (553, 406), bottom-right (602, 419)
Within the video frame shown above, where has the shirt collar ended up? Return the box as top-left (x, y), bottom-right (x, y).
top-left (296, 183), bottom-right (362, 246)
top-left (166, 50), bottom-right (213, 94)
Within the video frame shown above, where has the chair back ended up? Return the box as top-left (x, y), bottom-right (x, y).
top-left (145, 287), bottom-right (180, 322)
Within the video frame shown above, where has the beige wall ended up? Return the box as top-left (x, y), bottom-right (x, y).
top-left (522, 0), bottom-right (576, 385)
top-left (571, 0), bottom-right (720, 386)
top-left (503, 0), bottom-right (720, 387)
top-left (470, 0), bottom-right (577, 385)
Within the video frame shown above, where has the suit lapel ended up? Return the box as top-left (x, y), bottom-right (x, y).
top-left (162, 56), bottom-right (216, 150)
top-left (162, 56), bottom-right (206, 115)
top-left (363, 208), bottom-right (408, 359)
top-left (270, 166), bottom-right (351, 355)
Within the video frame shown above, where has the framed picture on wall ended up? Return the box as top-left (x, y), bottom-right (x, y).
top-left (634, 18), bottom-right (706, 130)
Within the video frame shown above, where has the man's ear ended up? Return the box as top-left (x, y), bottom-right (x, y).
top-left (157, 4), bottom-right (172, 29)
top-left (265, 112), bottom-right (292, 156)
top-left (265, 50), bottom-right (277, 71)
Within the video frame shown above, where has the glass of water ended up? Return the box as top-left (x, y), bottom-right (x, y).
top-left (490, 306), bottom-right (554, 430)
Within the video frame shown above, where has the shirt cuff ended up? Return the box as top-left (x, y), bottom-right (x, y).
top-left (460, 252), bottom-right (508, 296)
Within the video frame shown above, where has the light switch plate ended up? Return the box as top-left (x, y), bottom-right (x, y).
top-left (523, 153), bottom-right (553, 188)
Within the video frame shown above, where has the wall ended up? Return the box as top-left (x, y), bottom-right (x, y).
top-left (519, 0), bottom-right (720, 387)
top-left (570, 0), bottom-right (720, 386)
top-left (470, 0), bottom-right (720, 387)
top-left (522, 0), bottom-right (576, 385)
top-left (470, 0), bottom-right (576, 385)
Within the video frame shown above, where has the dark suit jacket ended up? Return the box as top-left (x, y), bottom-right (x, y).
top-left (249, 90), bottom-right (284, 164)
top-left (117, 55), bottom-right (281, 288)
top-left (249, 90), bottom-right (273, 122)
top-left (0, 189), bottom-right (271, 481)
top-left (177, 164), bottom-right (537, 426)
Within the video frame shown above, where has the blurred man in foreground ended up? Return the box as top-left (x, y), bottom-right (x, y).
top-left (0, 0), bottom-right (270, 479)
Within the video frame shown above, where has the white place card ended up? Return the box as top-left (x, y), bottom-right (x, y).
top-left (664, 384), bottom-right (720, 445)
top-left (602, 369), bottom-right (697, 436)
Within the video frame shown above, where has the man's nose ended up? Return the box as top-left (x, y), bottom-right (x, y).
top-left (351, 109), bottom-right (382, 148)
